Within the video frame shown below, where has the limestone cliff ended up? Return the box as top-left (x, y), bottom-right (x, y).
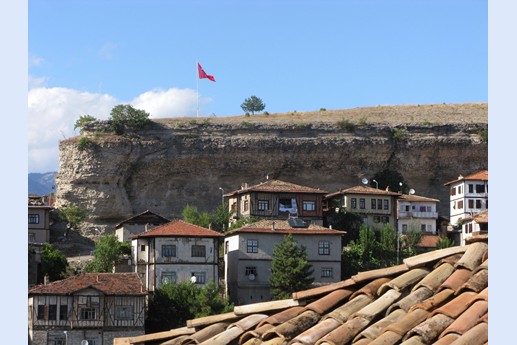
top-left (55, 103), bottom-right (488, 230)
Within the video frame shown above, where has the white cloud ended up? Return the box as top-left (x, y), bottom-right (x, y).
top-left (28, 85), bottom-right (203, 173)
top-left (98, 42), bottom-right (117, 60)
top-left (130, 88), bottom-right (199, 118)
top-left (29, 55), bottom-right (43, 67)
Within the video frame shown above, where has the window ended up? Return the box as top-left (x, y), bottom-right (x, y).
top-left (321, 267), bottom-right (333, 278)
top-left (258, 200), bottom-right (269, 211)
top-left (476, 200), bottom-right (482, 209)
top-left (402, 224), bottom-right (408, 231)
top-left (28, 233), bottom-right (35, 242)
top-left (245, 266), bottom-right (257, 276)
top-left (247, 239), bottom-right (258, 253)
top-left (28, 214), bottom-right (40, 224)
top-left (48, 304), bottom-right (57, 320)
top-left (458, 185), bottom-right (462, 194)
top-left (381, 216), bottom-right (390, 224)
top-left (191, 245), bottom-right (206, 257)
top-left (351, 198), bottom-right (357, 209)
top-left (140, 245), bottom-right (145, 251)
top-left (85, 339), bottom-right (97, 345)
top-left (468, 199), bottom-right (474, 208)
top-left (37, 305), bottom-right (45, 320)
top-left (60, 305), bottom-right (68, 320)
top-left (404, 205), bottom-right (410, 212)
top-left (80, 308), bottom-right (97, 320)
top-left (371, 199), bottom-right (377, 209)
top-left (48, 335), bottom-right (66, 345)
top-left (161, 272), bottom-right (177, 284)
top-left (469, 184), bottom-right (474, 193)
top-left (162, 244), bottom-right (176, 257)
top-left (373, 216), bottom-right (380, 223)
top-left (450, 187), bottom-right (456, 196)
top-left (458, 200), bottom-right (463, 209)
top-left (224, 241), bottom-right (229, 254)
top-left (192, 272), bottom-right (206, 284)
top-left (319, 241), bottom-right (330, 255)
top-left (384, 200), bottom-right (389, 210)
top-left (421, 224), bottom-right (426, 231)
top-left (475, 184), bottom-right (485, 193)
top-left (378, 199), bottom-right (383, 209)
top-left (359, 198), bottom-right (365, 209)
top-left (303, 201), bottom-right (316, 211)
top-left (243, 200), bottom-right (249, 212)
top-left (115, 305), bottom-right (134, 320)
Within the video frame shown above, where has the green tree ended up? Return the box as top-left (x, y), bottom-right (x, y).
top-left (74, 115), bottom-right (97, 134)
top-left (145, 280), bottom-right (232, 333)
top-left (270, 234), bottom-right (314, 300)
top-left (58, 203), bottom-right (87, 237)
top-left (84, 234), bottom-right (131, 273)
top-left (109, 104), bottom-right (150, 134)
top-left (212, 202), bottom-right (231, 232)
top-left (401, 228), bottom-right (423, 257)
top-left (240, 95), bottom-right (266, 115)
top-left (41, 243), bottom-right (69, 282)
top-left (436, 235), bottom-right (456, 249)
top-left (182, 204), bottom-right (212, 229)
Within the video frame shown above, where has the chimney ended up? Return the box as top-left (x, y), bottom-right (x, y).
top-left (271, 221), bottom-right (276, 231)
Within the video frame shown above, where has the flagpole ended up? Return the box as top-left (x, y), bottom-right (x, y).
top-left (196, 61), bottom-right (199, 117)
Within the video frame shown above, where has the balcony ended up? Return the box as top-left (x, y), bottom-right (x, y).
top-left (398, 211), bottom-right (438, 219)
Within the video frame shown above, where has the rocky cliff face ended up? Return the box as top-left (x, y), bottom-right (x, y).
top-left (55, 108), bottom-right (488, 230)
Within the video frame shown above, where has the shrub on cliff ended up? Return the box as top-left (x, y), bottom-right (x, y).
top-left (240, 95), bottom-right (266, 115)
top-left (74, 115), bottom-right (97, 134)
top-left (109, 104), bottom-right (151, 134)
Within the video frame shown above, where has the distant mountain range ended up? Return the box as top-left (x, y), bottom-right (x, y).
top-left (28, 172), bottom-right (57, 196)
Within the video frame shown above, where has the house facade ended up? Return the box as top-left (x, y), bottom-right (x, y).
top-left (459, 209), bottom-right (488, 245)
top-left (325, 185), bottom-right (401, 229)
top-left (114, 210), bottom-right (170, 243)
top-left (28, 273), bottom-right (147, 345)
top-left (444, 169), bottom-right (488, 225)
top-left (225, 179), bottom-right (328, 226)
top-left (396, 194), bottom-right (440, 234)
top-left (28, 196), bottom-right (54, 244)
top-left (130, 220), bottom-right (224, 292)
top-left (224, 219), bottom-right (344, 306)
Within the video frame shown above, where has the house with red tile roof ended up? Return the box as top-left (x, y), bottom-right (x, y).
top-left (397, 193), bottom-right (440, 235)
top-left (28, 273), bottom-right (147, 345)
top-left (459, 210), bottom-right (488, 246)
top-left (444, 169), bottom-right (488, 227)
top-left (114, 209), bottom-right (170, 242)
top-left (224, 179), bottom-right (328, 227)
top-left (129, 220), bottom-right (224, 292)
top-left (115, 240), bottom-right (488, 345)
top-left (325, 185), bottom-right (401, 229)
top-left (224, 219), bottom-right (344, 306)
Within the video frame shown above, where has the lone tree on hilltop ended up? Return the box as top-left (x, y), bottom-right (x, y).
top-left (240, 95), bottom-right (266, 115)
top-left (270, 234), bottom-right (314, 300)
top-left (109, 104), bottom-right (150, 134)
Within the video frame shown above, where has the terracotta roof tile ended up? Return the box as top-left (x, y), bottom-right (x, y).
top-left (443, 169), bottom-right (488, 186)
top-left (28, 273), bottom-right (146, 295)
top-left (325, 185), bottom-right (401, 198)
top-left (135, 242), bottom-right (489, 345)
top-left (398, 194), bottom-right (440, 202)
top-left (226, 219), bottom-right (345, 236)
top-left (130, 219), bottom-right (224, 238)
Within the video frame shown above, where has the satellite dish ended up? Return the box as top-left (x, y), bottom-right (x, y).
top-left (248, 274), bottom-right (256, 281)
top-left (81, 341), bottom-right (89, 345)
top-left (409, 188), bottom-right (415, 195)
top-left (361, 178), bottom-right (369, 185)
top-left (190, 276), bottom-right (197, 284)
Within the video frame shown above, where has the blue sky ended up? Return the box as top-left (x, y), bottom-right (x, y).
top-left (28, 0), bottom-right (487, 173)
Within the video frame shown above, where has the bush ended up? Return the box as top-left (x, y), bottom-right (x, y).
top-left (77, 137), bottom-right (94, 151)
top-left (337, 118), bottom-right (355, 132)
top-left (477, 127), bottom-right (488, 142)
top-left (358, 116), bottom-right (368, 126)
top-left (74, 115), bottom-right (97, 134)
top-left (109, 104), bottom-right (150, 134)
top-left (391, 128), bottom-right (406, 141)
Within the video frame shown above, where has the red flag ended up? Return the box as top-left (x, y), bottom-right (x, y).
top-left (197, 63), bottom-right (216, 82)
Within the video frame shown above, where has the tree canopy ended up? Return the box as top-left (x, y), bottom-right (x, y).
top-left (57, 203), bottom-right (87, 237)
top-left (74, 114), bottom-right (97, 134)
top-left (109, 104), bottom-right (150, 134)
top-left (240, 95), bottom-right (266, 115)
top-left (84, 234), bottom-right (131, 273)
top-left (41, 243), bottom-right (69, 282)
top-left (270, 234), bottom-right (314, 300)
top-left (181, 203), bottom-right (231, 232)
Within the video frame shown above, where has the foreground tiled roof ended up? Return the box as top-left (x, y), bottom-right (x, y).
top-left (121, 242), bottom-right (488, 345)
top-left (444, 170), bottom-right (488, 186)
top-left (325, 186), bottom-right (401, 199)
top-left (28, 273), bottom-right (146, 296)
top-left (225, 220), bottom-right (345, 236)
top-left (130, 220), bottom-right (224, 239)
top-left (225, 179), bottom-right (328, 196)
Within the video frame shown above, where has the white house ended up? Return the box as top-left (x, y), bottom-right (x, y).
top-left (130, 220), bottom-right (224, 292)
top-left (224, 219), bottom-right (344, 306)
top-left (397, 194), bottom-right (440, 234)
top-left (28, 273), bottom-right (147, 345)
top-left (444, 169), bottom-right (488, 226)
top-left (460, 209), bottom-right (488, 245)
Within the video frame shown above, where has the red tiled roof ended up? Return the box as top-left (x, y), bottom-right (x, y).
top-left (326, 185), bottom-right (402, 199)
top-left (416, 234), bottom-right (441, 248)
top-left (398, 194), bottom-right (440, 203)
top-left (225, 179), bottom-right (328, 196)
top-left (130, 219), bottom-right (224, 239)
top-left (462, 210), bottom-right (488, 224)
top-left (127, 242), bottom-right (488, 345)
top-left (225, 220), bottom-right (345, 236)
top-left (28, 273), bottom-right (146, 296)
top-left (444, 169), bottom-right (488, 186)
